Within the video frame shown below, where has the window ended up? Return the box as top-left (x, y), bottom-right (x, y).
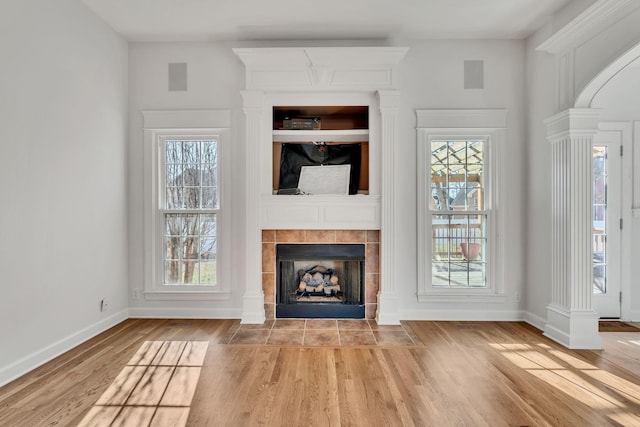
top-left (163, 139), bottom-right (218, 285)
top-left (416, 109), bottom-right (506, 302)
top-left (431, 140), bottom-right (487, 288)
top-left (143, 110), bottom-right (230, 299)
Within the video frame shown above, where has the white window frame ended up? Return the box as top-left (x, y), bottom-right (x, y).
top-left (142, 110), bottom-right (231, 300)
top-left (416, 109), bottom-right (506, 303)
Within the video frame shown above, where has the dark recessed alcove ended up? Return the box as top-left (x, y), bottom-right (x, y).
top-left (276, 244), bottom-right (365, 319)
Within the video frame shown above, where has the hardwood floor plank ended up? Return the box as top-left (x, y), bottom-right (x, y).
top-left (2, 319), bottom-right (640, 426)
top-left (160, 366), bottom-right (202, 406)
top-left (177, 341), bottom-right (209, 366)
top-left (152, 341), bottom-right (187, 366)
top-left (95, 366), bottom-right (147, 405)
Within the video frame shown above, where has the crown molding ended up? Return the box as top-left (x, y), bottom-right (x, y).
top-left (536, 0), bottom-right (636, 55)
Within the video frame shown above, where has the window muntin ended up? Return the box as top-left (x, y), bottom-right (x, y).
top-left (161, 139), bottom-right (218, 287)
top-left (592, 145), bottom-right (607, 295)
top-left (430, 140), bottom-right (487, 288)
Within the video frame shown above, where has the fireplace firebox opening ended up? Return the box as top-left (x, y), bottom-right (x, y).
top-left (276, 244), bottom-right (365, 319)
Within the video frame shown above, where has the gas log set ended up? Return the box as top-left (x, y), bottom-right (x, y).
top-left (296, 265), bottom-right (341, 299)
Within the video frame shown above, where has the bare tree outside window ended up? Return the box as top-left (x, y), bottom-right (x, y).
top-left (163, 140), bottom-right (218, 285)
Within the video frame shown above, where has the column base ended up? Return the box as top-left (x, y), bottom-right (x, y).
top-left (544, 304), bottom-right (602, 349)
top-left (376, 292), bottom-right (401, 325)
top-left (240, 292), bottom-right (266, 324)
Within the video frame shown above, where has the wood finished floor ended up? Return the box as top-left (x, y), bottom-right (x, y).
top-left (1, 319), bottom-right (640, 426)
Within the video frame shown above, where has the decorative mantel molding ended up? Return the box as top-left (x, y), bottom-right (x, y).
top-left (235, 47), bottom-right (408, 324)
top-left (233, 47), bottom-right (408, 91)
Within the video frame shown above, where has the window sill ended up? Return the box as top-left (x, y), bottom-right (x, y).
top-left (417, 292), bottom-right (506, 304)
top-left (144, 290), bottom-right (231, 301)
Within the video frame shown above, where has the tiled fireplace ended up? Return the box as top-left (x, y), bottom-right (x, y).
top-left (262, 230), bottom-right (380, 320)
top-left (235, 47), bottom-right (407, 324)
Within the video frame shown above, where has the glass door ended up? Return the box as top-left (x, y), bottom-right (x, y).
top-left (592, 140), bottom-right (621, 318)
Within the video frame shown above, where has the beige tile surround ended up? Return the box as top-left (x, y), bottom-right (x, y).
top-left (261, 229), bottom-right (380, 320)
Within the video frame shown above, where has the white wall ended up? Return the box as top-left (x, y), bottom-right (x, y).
top-left (524, 0), bottom-right (640, 324)
top-left (127, 39), bottom-right (528, 320)
top-left (397, 40), bottom-right (527, 319)
top-left (523, 25), bottom-right (558, 327)
top-left (127, 42), bottom-right (247, 317)
top-left (0, 0), bottom-right (129, 385)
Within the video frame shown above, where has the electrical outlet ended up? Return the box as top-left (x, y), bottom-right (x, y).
top-left (514, 291), bottom-right (521, 303)
top-left (131, 289), bottom-right (140, 300)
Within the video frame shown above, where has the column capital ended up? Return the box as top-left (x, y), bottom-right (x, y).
top-left (544, 108), bottom-right (602, 140)
top-left (377, 90), bottom-right (401, 110)
top-left (240, 90), bottom-right (265, 111)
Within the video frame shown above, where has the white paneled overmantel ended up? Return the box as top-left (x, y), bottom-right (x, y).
top-left (416, 109), bottom-right (507, 303)
top-left (233, 47), bottom-right (408, 91)
top-left (234, 47), bottom-right (408, 324)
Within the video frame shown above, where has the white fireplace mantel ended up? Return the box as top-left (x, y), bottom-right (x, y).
top-left (233, 47), bottom-right (408, 91)
top-left (234, 46), bottom-right (408, 325)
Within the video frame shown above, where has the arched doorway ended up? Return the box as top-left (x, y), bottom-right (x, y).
top-left (576, 44), bottom-right (640, 320)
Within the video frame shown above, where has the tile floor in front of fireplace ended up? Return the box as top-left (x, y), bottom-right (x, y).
top-left (223, 319), bottom-right (424, 347)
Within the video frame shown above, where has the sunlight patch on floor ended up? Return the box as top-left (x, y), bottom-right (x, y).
top-left (78, 341), bottom-right (208, 427)
top-left (491, 341), bottom-right (640, 425)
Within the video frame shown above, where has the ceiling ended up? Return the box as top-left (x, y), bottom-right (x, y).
top-left (81, 0), bottom-right (574, 43)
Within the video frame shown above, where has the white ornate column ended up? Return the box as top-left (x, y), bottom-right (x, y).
top-left (376, 90), bottom-right (401, 324)
top-left (240, 90), bottom-right (266, 324)
top-left (543, 108), bottom-right (602, 349)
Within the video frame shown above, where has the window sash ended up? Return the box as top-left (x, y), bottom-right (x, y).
top-left (427, 138), bottom-right (490, 289)
top-left (159, 137), bottom-right (219, 288)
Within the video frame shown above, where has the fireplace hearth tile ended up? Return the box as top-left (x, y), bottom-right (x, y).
top-left (339, 330), bottom-right (376, 346)
top-left (337, 319), bottom-right (371, 331)
top-left (267, 329), bottom-right (304, 345)
top-left (303, 329), bottom-right (340, 346)
top-left (239, 320), bottom-right (274, 330)
top-left (224, 319), bottom-right (424, 347)
top-left (273, 319), bottom-right (306, 330)
top-left (305, 319), bottom-right (338, 330)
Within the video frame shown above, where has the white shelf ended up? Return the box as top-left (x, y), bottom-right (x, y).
top-left (272, 129), bottom-right (369, 143)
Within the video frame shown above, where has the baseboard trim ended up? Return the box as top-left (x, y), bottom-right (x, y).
top-left (399, 309), bottom-right (525, 321)
top-left (128, 307), bottom-right (242, 319)
top-left (523, 311), bottom-right (547, 331)
top-left (0, 309), bottom-right (129, 388)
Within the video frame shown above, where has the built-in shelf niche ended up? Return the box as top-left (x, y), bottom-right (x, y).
top-left (272, 106), bottom-right (369, 194)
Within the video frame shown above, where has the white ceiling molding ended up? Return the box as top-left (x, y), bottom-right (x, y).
top-left (536, 0), bottom-right (636, 55)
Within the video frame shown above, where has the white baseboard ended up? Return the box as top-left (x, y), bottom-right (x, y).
top-left (128, 306), bottom-right (242, 319)
top-left (399, 309), bottom-right (525, 321)
top-left (625, 309), bottom-right (640, 322)
top-left (522, 311), bottom-right (547, 331)
top-left (0, 309), bottom-right (129, 388)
